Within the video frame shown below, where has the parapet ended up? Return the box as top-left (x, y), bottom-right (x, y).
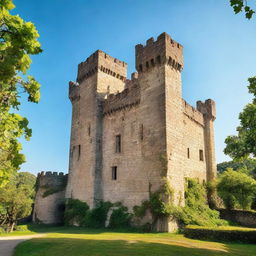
top-left (182, 99), bottom-right (204, 126)
top-left (103, 78), bottom-right (140, 116)
top-left (37, 171), bottom-right (68, 188)
top-left (135, 32), bottom-right (183, 73)
top-left (77, 50), bottom-right (127, 84)
top-left (196, 99), bottom-right (216, 121)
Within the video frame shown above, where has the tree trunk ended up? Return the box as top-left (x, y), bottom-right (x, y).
top-left (9, 222), bottom-right (15, 232)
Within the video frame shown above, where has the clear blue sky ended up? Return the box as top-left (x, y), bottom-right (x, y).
top-left (13, 0), bottom-right (256, 175)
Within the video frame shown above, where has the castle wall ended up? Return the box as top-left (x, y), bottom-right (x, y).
top-left (101, 64), bottom-right (167, 211)
top-left (102, 105), bottom-right (147, 209)
top-left (182, 103), bottom-right (207, 182)
top-left (33, 172), bottom-right (67, 224)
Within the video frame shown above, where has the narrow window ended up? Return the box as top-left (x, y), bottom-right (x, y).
top-left (140, 124), bottom-right (144, 141)
top-left (139, 64), bottom-right (143, 72)
top-left (156, 55), bottom-right (161, 64)
top-left (146, 61), bottom-right (149, 69)
top-left (199, 149), bottom-right (204, 161)
top-left (151, 59), bottom-right (155, 67)
top-left (187, 148), bottom-right (190, 159)
top-left (88, 124), bottom-right (91, 136)
top-left (112, 166), bottom-right (117, 180)
top-left (115, 135), bottom-right (121, 153)
top-left (78, 145), bottom-right (81, 160)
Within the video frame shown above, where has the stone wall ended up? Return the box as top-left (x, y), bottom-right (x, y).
top-left (66, 50), bottom-right (127, 207)
top-left (219, 209), bottom-right (256, 228)
top-left (33, 172), bottom-right (67, 224)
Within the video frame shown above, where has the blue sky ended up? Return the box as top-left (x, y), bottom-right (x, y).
top-left (13, 0), bottom-right (256, 175)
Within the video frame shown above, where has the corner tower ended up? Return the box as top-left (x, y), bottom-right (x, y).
top-left (136, 32), bottom-right (184, 196)
top-left (66, 50), bottom-right (127, 207)
top-left (135, 33), bottom-right (184, 231)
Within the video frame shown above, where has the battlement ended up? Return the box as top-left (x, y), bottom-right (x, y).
top-left (37, 171), bottom-right (68, 188)
top-left (38, 171), bottom-right (68, 177)
top-left (135, 32), bottom-right (183, 73)
top-left (182, 99), bottom-right (204, 126)
top-left (196, 99), bottom-right (216, 121)
top-left (103, 79), bottom-right (140, 116)
top-left (77, 50), bottom-right (127, 84)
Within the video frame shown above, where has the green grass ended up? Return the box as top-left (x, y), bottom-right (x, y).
top-left (0, 224), bottom-right (67, 237)
top-left (11, 226), bottom-right (256, 256)
top-left (186, 225), bottom-right (256, 231)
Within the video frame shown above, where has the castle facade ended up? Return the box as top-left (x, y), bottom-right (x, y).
top-left (33, 32), bottom-right (217, 231)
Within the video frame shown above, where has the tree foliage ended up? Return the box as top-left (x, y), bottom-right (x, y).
top-left (0, 0), bottom-right (42, 186)
top-left (217, 168), bottom-right (256, 210)
top-left (0, 171), bottom-right (36, 232)
top-left (230, 0), bottom-right (255, 19)
top-left (217, 159), bottom-right (256, 178)
top-left (224, 77), bottom-right (256, 160)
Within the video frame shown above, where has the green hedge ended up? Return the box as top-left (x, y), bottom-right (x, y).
top-left (184, 226), bottom-right (256, 243)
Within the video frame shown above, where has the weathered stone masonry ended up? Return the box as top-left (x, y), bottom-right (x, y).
top-left (33, 32), bottom-right (217, 231)
top-left (33, 171), bottom-right (67, 224)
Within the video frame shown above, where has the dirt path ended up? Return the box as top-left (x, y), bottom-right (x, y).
top-left (0, 234), bottom-right (45, 256)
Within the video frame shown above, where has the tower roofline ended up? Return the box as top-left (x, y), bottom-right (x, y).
top-left (135, 32), bottom-right (184, 73)
top-left (77, 50), bottom-right (127, 84)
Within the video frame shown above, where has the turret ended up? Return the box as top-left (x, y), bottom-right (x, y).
top-left (33, 172), bottom-right (68, 224)
top-left (135, 32), bottom-right (183, 74)
top-left (66, 50), bottom-right (128, 207)
top-left (197, 99), bottom-right (217, 181)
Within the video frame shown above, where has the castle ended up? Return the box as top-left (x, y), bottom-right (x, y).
top-left (33, 32), bottom-right (217, 231)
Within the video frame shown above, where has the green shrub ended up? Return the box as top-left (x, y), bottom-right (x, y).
top-left (217, 169), bottom-right (256, 210)
top-left (64, 198), bottom-right (89, 225)
top-left (14, 225), bottom-right (29, 231)
top-left (177, 179), bottom-right (227, 227)
top-left (0, 227), bottom-right (6, 233)
top-left (184, 226), bottom-right (256, 243)
top-left (109, 205), bottom-right (132, 228)
top-left (133, 179), bottom-right (175, 227)
top-left (82, 201), bottom-right (112, 228)
top-left (133, 201), bottom-right (149, 218)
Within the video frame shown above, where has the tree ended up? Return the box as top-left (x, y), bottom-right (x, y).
top-left (230, 0), bottom-right (255, 19)
top-left (224, 77), bottom-right (256, 160)
top-left (0, 0), bottom-right (42, 186)
top-left (217, 168), bottom-right (256, 210)
top-left (217, 159), bottom-right (256, 178)
top-left (0, 172), bottom-right (36, 232)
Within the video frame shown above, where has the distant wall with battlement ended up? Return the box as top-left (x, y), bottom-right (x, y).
top-left (182, 99), bottom-right (204, 127)
top-left (33, 172), bottom-right (67, 224)
top-left (103, 74), bottom-right (140, 116)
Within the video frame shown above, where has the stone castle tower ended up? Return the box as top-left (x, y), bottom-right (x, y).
top-left (33, 32), bottom-right (217, 231)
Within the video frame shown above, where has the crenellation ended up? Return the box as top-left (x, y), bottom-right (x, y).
top-left (136, 32), bottom-right (183, 73)
top-left (103, 82), bottom-right (140, 115)
top-left (182, 99), bottom-right (204, 126)
top-left (77, 50), bottom-right (127, 84)
top-left (197, 99), bottom-right (216, 121)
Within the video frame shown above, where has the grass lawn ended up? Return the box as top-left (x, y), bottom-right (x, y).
top-left (10, 225), bottom-right (256, 256)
